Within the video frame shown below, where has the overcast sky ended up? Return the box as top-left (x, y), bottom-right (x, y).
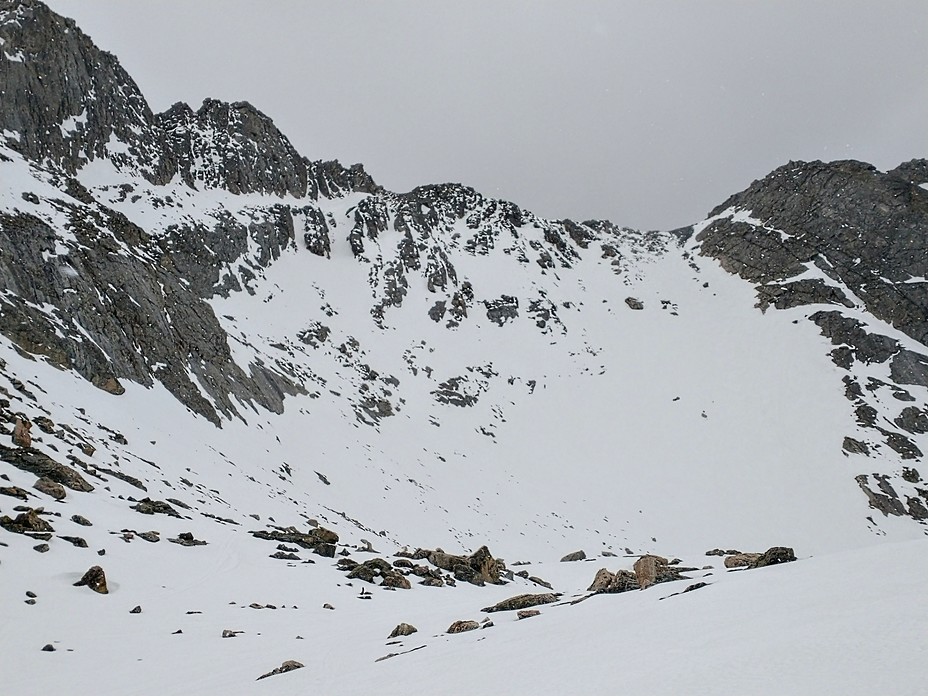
top-left (46, 1), bottom-right (928, 231)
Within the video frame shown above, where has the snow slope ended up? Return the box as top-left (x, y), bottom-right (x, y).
top-left (2, 3), bottom-right (928, 693)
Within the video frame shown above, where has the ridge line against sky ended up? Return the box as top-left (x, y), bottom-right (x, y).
top-left (43, 0), bottom-right (928, 231)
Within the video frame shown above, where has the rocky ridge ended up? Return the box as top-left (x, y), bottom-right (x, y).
top-left (693, 159), bottom-right (928, 524)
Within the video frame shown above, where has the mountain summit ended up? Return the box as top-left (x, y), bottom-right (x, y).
top-left (1, 2), bottom-right (927, 694)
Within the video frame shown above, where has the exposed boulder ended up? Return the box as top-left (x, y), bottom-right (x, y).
top-left (751, 546), bottom-right (796, 568)
top-left (724, 553), bottom-right (761, 569)
top-left (250, 524), bottom-right (338, 556)
top-left (625, 297), bottom-right (644, 310)
top-left (0, 508), bottom-right (55, 534)
top-left (843, 437), bottom-right (870, 455)
top-left (168, 531), bottom-right (206, 547)
top-left (426, 545), bottom-right (504, 586)
top-left (528, 575), bottom-right (553, 590)
top-left (517, 609), bottom-right (541, 620)
top-left (131, 498), bottom-right (182, 518)
top-left (34, 477), bottom-right (66, 500)
top-left (0, 485), bottom-right (30, 501)
top-left (560, 549), bottom-right (586, 562)
top-left (73, 565), bottom-right (108, 594)
top-left (256, 660), bottom-right (304, 681)
top-left (59, 535), bottom-right (88, 548)
top-left (270, 551), bottom-right (300, 561)
top-left (481, 593), bottom-right (560, 613)
top-left (447, 620), bottom-right (480, 634)
top-left (345, 557), bottom-right (410, 589)
top-left (633, 555), bottom-right (667, 590)
top-left (587, 568), bottom-right (639, 594)
top-left (381, 573), bottom-right (411, 590)
top-left (388, 623), bottom-right (417, 639)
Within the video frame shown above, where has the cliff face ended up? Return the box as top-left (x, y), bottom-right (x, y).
top-left (695, 159), bottom-right (928, 344)
top-left (693, 159), bottom-right (928, 518)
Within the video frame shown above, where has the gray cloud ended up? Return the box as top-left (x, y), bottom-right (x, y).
top-left (45, 0), bottom-right (928, 230)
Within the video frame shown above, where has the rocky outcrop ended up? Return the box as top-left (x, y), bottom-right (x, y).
top-left (250, 525), bottom-right (338, 557)
top-left (168, 532), bottom-right (206, 547)
top-left (425, 545), bottom-right (504, 586)
top-left (157, 99), bottom-right (308, 198)
top-left (0, 0), bottom-right (171, 181)
top-left (0, 507), bottom-right (54, 534)
top-left (587, 568), bottom-right (640, 593)
top-left (131, 498), bottom-right (182, 518)
top-left (0, 445), bottom-right (93, 492)
top-left (693, 159), bottom-right (928, 524)
top-left (696, 159), bottom-right (928, 345)
top-left (344, 557), bottom-right (411, 589)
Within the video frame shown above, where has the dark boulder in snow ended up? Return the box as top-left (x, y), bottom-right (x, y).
top-left (73, 565), bottom-right (108, 594)
top-left (0, 508), bottom-right (55, 535)
top-left (750, 546), bottom-right (796, 568)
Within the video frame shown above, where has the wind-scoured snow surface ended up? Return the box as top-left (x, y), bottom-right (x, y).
top-left (2, 3), bottom-right (928, 693)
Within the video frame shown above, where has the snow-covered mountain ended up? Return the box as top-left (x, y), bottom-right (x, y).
top-left (2, 2), bottom-right (927, 694)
